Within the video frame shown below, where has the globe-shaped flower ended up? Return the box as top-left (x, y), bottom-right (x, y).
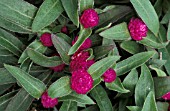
top-left (102, 68), bottom-right (117, 83)
top-left (41, 91), bottom-right (58, 108)
top-left (128, 18), bottom-right (148, 41)
top-left (61, 26), bottom-right (69, 34)
top-left (80, 9), bottom-right (99, 28)
top-left (71, 70), bottom-right (93, 94)
top-left (70, 51), bottom-right (94, 72)
top-left (72, 36), bottom-right (92, 52)
top-left (40, 33), bottom-right (53, 47)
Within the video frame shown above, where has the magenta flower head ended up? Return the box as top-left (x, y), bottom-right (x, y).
top-left (61, 26), bottom-right (69, 34)
top-left (162, 92), bottom-right (170, 100)
top-left (71, 70), bottom-right (93, 94)
top-left (80, 9), bottom-right (99, 28)
top-left (72, 36), bottom-right (92, 52)
top-left (102, 68), bottom-right (117, 83)
top-left (128, 18), bottom-right (148, 41)
top-left (40, 33), bottom-right (53, 47)
top-left (70, 51), bottom-right (94, 72)
top-left (50, 54), bottom-right (65, 72)
top-left (41, 91), bottom-right (58, 108)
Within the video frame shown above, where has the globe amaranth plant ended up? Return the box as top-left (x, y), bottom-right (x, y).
top-left (0, 0), bottom-right (170, 111)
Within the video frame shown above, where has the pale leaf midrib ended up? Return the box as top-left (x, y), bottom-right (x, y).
top-left (0, 2), bottom-right (34, 19)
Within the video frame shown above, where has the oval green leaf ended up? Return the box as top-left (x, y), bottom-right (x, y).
top-left (135, 64), bottom-right (154, 107)
top-left (88, 56), bottom-right (120, 80)
top-left (48, 76), bottom-right (72, 98)
top-left (32, 0), bottom-right (63, 32)
top-left (90, 85), bottom-right (113, 111)
top-left (139, 31), bottom-right (168, 49)
top-left (106, 78), bottom-right (130, 93)
top-left (18, 40), bottom-right (47, 64)
top-left (4, 64), bottom-right (46, 99)
top-left (68, 28), bottom-right (92, 55)
top-left (79, 0), bottom-right (94, 13)
top-left (0, 0), bottom-right (37, 33)
top-left (61, 0), bottom-right (79, 27)
top-left (115, 51), bottom-right (155, 76)
top-left (52, 34), bottom-right (71, 64)
top-left (99, 22), bottom-right (130, 40)
top-left (27, 48), bottom-right (63, 67)
top-left (59, 92), bottom-right (95, 105)
top-left (59, 101), bottom-right (77, 111)
top-left (141, 91), bottom-right (158, 111)
top-left (130, 0), bottom-right (159, 36)
top-left (154, 77), bottom-right (170, 98)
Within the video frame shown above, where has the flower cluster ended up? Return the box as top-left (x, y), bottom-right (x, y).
top-left (128, 18), bottom-right (148, 41)
top-left (41, 91), bottom-right (58, 108)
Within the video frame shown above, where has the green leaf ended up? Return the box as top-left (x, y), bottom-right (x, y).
top-left (154, 77), bottom-right (170, 98)
top-left (0, 68), bottom-right (16, 85)
top-left (0, 84), bottom-right (13, 95)
top-left (0, 91), bottom-right (17, 110)
top-left (5, 72), bottom-right (52, 111)
top-left (88, 56), bottom-right (120, 80)
top-left (93, 45), bottom-right (114, 60)
top-left (115, 51), bottom-right (155, 76)
top-left (59, 101), bottom-right (77, 111)
top-left (80, 105), bottom-right (99, 111)
top-left (122, 69), bottom-right (138, 96)
top-left (0, 0), bottom-right (37, 33)
top-left (159, 44), bottom-right (170, 75)
top-left (57, 33), bottom-right (72, 45)
top-left (27, 48), bottom-right (63, 67)
top-left (52, 34), bottom-right (71, 64)
top-left (32, 0), bottom-right (63, 32)
top-left (18, 40), bottom-right (47, 64)
top-left (120, 41), bottom-right (144, 54)
top-left (0, 48), bottom-right (18, 66)
top-left (68, 28), bottom-right (92, 55)
top-left (130, 0), bottom-right (159, 36)
top-left (48, 76), bottom-right (72, 98)
top-left (156, 102), bottom-right (169, 111)
top-left (135, 64), bottom-right (154, 107)
top-left (161, 8), bottom-right (170, 24)
top-left (5, 89), bottom-right (34, 111)
top-left (79, 0), bottom-right (94, 13)
top-left (90, 85), bottom-right (113, 111)
top-left (61, 0), bottom-right (79, 26)
top-left (0, 28), bottom-right (24, 56)
top-left (59, 92), bottom-right (95, 105)
top-left (106, 78), bottom-right (130, 93)
top-left (139, 31), bottom-right (168, 49)
top-left (149, 59), bottom-right (167, 69)
top-left (141, 91), bottom-right (158, 111)
top-left (4, 64), bottom-right (46, 99)
top-left (126, 106), bottom-right (142, 111)
top-left (99, 22), bottom-right (130, 40)
top-left (97, 5), bottom-right (132, 29)
top-left (167, 21), bottom-right (170, 41)
top-left (154, 0), bottom-right (163, 18)
top-left (149, 66), bottom-right (166, 77)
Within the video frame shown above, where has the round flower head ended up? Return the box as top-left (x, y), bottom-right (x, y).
top-left (50, 54), bottom-right (65, 72)
top-left (40, 33), bottom-right (53, 47)
top-left (61, 26), bottom-right (69, 34)
top-left (71, 70), bottom-right (93, 94)
top-left (72, 36), bottom-right (92, 52)
top-left (70, 51), bottom-right (94, 72)
top-left (128, 18), bottom-right (148, 41)
top-left (41, 91), bottom-right (58, 108)
top-left (80, 9), bottom-right (99, 28)
top-left (102, 68), bottom-right (117, 83)
top-left (162, 92), bottom-right (170, 100)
